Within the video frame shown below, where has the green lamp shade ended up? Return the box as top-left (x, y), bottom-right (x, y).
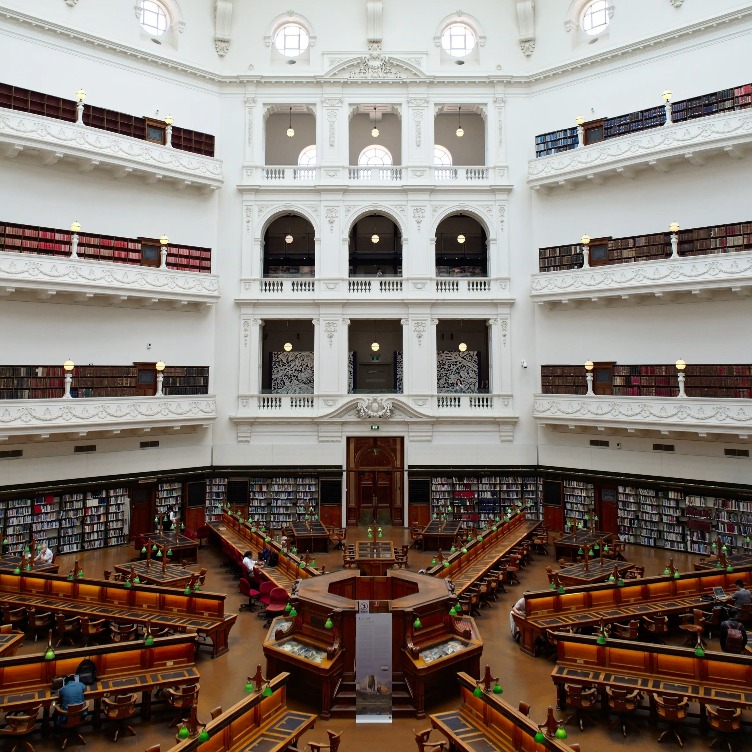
top-left (167, 549), bottom-right (173, 556)
top-left (413, 617), bottom-right (422, 629)
top-left (198, 730), bottom-right (209, 743)
top-left (495, 516), bottom-right (500, 522)
top-left (184, 586), bottom-right (192, 595)
top-left (588, 549), bottom-right (595, 557)
top-left (674, 571), bottom-right (681, 579)
top-left (727, 565), bottom-right (734, 573)
top-left (577, 547), bottom-right (584, 555)
top-left (597, 634), bottom-right (607, 645)
top-left (264, 537), bottom-right (270, 543)
top-left (450, 546), bottom-right (456, 553)
top-left (134, 577), bottom-right (140, 584)
top-left (144, 635), bottom-right (154, 647)
top-left (443, 561), bottom-right (450, 568)
top-left (244, 681), bottom-right (254, 693)
top-left (664, 567), bottom-right (671, 575)
top-left (177, 726), bottom-right (190, 739)
top-left (141, 547), bottom-right (147, 554)
top-left (156, 550), bottom-right (163, 558)
top-left (324, 617), bottom-right (334, 629)
top-left (367, 531), bottom-right (373, 539)
top-left (454, 602), bottom-right (462, 613)
top-left (594, 543), bottom-right (600, 550)
top-left (152, 544), bottom-right (158, 551)
top-left (492, 683), bottom-right (503, 694)
top-left (534, 732), bottom-right (545, 743)
top-left (284, 602), bottom-right (291, 612)
top-left (289, 607), bottom-right (297, 617)
top-left (617, 579), bottom-right (625, 586)
top-left (449, 605), bottom-right (457, 616)
top-left (550, 582), bottom-right (557, 590)
top-left (44, 647), bottom-right (55, 660)
top-left (180, 522), bottom-right (185, 529)
top-left (431, 559), bottom-right (437, 567)
top-left (67, 573), bottom-right (74, 581)
top-left (557, 586), bottom-right (565, 594)
top-left (251, 527), bottom-right (256, 533)
top-left (716, 561), bottom-right (722, 569)
top-left (477, 536), bottom-right (483, 543)
top-left (24, 547), bottom-right (30, 554)
top-left (461, 548), bottom-right (467, 554)
top-left (722, 544), bottom-right (729, 553)
top-left (77, 570), bottom-right (84, 578)
top-left (603, 544), bottom-right (609, 552)
top-left (555, 727), bottom-right (567, 740)
top-left (298, 561), bottom-right (305, 568)
top-left (13, 567), bottom-right (20, 575)
top-left (291, 547), bottom-right (297, 554)
top-left (36, 543), bottom-right (41, 551)
top-left (124, 580), bottom-right (132, 588)
top-left (262, 685), bottom-right (273, 697)
top-left (193, 584), bottom-right (201, 592)
top-left (311, 560), bottom-right (316, 568)
top-left (695, 645), bottom-right (705, 658)
top-left (2, 538), bottom-right (7, 545)
top-left (746, 536), bottom-right (751, 544)
top-left (473, 686), bottom-right (483, 698)
top-left (378, 531), bottom-right (383, 538)
top-left (608, 575), bottom-right (615, 583)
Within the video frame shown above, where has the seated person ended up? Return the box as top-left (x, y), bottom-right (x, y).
top-left (242, 550), bottom-right (258, 576)
top-left (510, 596), bottom-right (526, 641)
top-left (726, 579), bottom-right (751, 617)
top-left (34, 543), bottom-right (54, 564)
top-left (55, 674), bottom-right (87, 725)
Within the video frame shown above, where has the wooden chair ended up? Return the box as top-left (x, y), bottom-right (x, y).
top-left (209, 706), bottom-right (223, 720)
top-left (706, 705), bottom-right (742, 752)
top-left (109, 623), bottom-right (137, 643)
top-left (239, 577), bottom-right (260, 611)
top-left (731, 603), bottom-right (751, 626)
top-left (164, 684), bottom-right (200, 728)
top-left (26, 608), bottom-right (52, 643)
top-left (563, 684), bottom-right (598, 731)
top-left (196, 525), bottom-right (212, 548)
top-left (55, 614), bottom-right (81, 648)
top-left (518, 701), bottom-right (531, 717)
top-left (197, 568), bottom-right (208, 587)
top-left (0, 704), bottom-right (41, 752)
top-left (0, 605), bottom-right (27, 631)
top-left (654, 694), bottom-right (688, 747)
top-left (342, 548), bottom-right (357, 569)
top-left (642, 615), bottom-right (670, 644)
top-left (626, 565), bottom-right (645, 579)
top-left (410, 526), bottom-right (425, 550)
top-left (307, 730), bottom-right (342, 752)
top-left (679, 609), bottom-right (708, 647)
top-left (52, 701), bottom-right (89, 750)
top-left (606, 686), bottom-right (641, 738)
top-left (327, 528), bottom-right (346, 550)
top-left (102, 693), bottom-right (137, 742)
top-left (413, 727), bottom-right (447, 752)
top-left (80, 617), bottom-right (108, 647)
top-left (612, 619), bottom-right (641, 641)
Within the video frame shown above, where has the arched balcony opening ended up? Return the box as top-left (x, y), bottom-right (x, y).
top-left (261, 319), bottom-right (315, 394)
top-left (348, 320), bottom-right (403, 395)
top-left (435, 214), bottom-right (487, 277)
top-left (264, 105), bottom-right (316, 165)
top-left (349, 215), bottom-right (402, 278)
top-left (436, 319), bottom-right (490, 393)
top-left (263, 214), bottom-right (315, 278)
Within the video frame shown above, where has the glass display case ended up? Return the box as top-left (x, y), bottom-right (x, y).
top-left (278, 639), bottom-right (327, 664)
top-left (419, 639), bottom-right (466, 664)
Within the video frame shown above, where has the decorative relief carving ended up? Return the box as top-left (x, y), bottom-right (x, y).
top-left (499, 205), bottom-right (506, 232)
top-left (242, 320), bottom-right (250, 348)
top-left (412, 109), bottom-right (424, 147)
top-left (324, 321), bottom-right (338, 346)
top-left (257, 205), bottom-right (274, 217)
top-left (64, 0), bottom-right (79, 6)
top-left (413, 320), bottom-right (427, 346)
top-left (245, 206), bottom-right (253, 233)
top-left (327, 109), bottom-right (338, 147)
top-left (245, 99), bottom-right (255, 146)
top-left (356, 397), bottom-right (394, 419)
top-left (516, 0), bottom-right (535, 57)
top-left (325, 207), bottom-right (338, 233)
top-left (670, 0), bottom-right (685, 6)
top-left (322, 98), bottom-right (343, 107)
top-left (413, 207), bottom-right (425, 229)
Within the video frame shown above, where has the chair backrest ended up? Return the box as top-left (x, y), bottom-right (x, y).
top-left (327, 730), bottom-right (342, 752)
top-left (518, 701), bottom-right (531, 716)
top-left (168, 684), bottom-right (199, 708)
top-left (104, 693), bottom-right (137, 719)
top-left (655, 694), bottom-right (687, 720)
top-left (80, 617), bottom-right (106, 634)
top-left (268, 587), bottom-right (289, 605)
top-left (706, 705), bottom-right (742, 733)
top-left (607, 687), bottom-right (639, 712)
top-left (239, 578), bottom-right (252, 597)
top-left (59, 702), bottom-right (87, 728)
top-left (259, 581), bottom-right (275, 597)
top-left (5, 704), bottom-right (41, 733)
top-left (210, 706), bottom-right (223, 720)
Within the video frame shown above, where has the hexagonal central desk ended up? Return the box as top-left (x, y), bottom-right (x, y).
top-left (263, 569), bottom-right (482, 720)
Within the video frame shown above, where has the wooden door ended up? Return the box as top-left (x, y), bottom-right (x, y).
top-left (134, 362), bottom-right (157, 397)
top-left (542, 480), bottom-right (564, 533)
top-left (596, 485), bottom-right (619, 535)
top-left (346, 437), bottom-right (404, 526)
top-left (185, 507), bottom-right (205, 532)
top-left (130, 484), bottom-right (153, 538)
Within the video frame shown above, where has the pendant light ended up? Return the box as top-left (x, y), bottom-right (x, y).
top-left (457, 234), bottom-right (466, 244)
top-left (286, 107), bottom-right (294, 138)
top-left (283, 342), bottom-right (293, 352)
top-left (456, 106), bottom-right (464, 138)
top-left (371, 107), bottom-right (379, 138)
top-left (285, 216), bottom-right (293, 245)
top-left (371, 218), bottom-right (379, 244)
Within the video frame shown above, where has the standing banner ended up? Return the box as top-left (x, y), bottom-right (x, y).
top-left (355, 603), bottom-right (392, 723)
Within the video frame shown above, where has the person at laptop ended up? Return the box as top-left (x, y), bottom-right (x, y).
top-left (725, 579), bottom-right (752, 618)
top-left (55, 674), bottom-right (87, 725)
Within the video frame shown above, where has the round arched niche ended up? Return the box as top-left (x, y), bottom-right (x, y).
top-left (435, 213), bottom-right (488, 277)
top-left (349, 214), bottom-right (403, 277)
top-left (263, 213), bottom-right (316, 278)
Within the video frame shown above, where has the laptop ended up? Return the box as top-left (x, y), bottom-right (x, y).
top-left (712, 586), bottom-right (726, 599)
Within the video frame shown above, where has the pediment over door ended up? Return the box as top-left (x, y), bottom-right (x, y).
top-left (324, 53), bottom-right (426, 81)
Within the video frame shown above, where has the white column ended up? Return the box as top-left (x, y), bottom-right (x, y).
top-left (315, 313), bottom-right (347, 395)
top-left (239, 317), bottom-right (263, 395)
top-left (488, 315), bottom-right (511, 394)
top-left (406, 96), bottom-right (431, 166)
top-left (402, 314), bottom-right (434, 395)
top-left (321, 96), bottom-right (347, 167)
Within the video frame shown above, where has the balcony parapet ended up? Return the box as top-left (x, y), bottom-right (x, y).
top-left (0, 395), bottom-right (217, 440)
top-left (0, 110), bottom-right (223, 191)
top-left (530, 251), bottom-right (752, 306)
top-left (0, 252), bottom-right (220, 308)
top-left (240, 165), bottom-right (511, 190)
top-left (238, 276), bottom-right (512, 303)
top-left (527, 108), bottom-right (752, 191)
top-left (533, 394), bottom-right (752, 439)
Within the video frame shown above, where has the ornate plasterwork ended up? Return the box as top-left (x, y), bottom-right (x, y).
top-left (325, 207), bottom-right (338, 233)
top-left (327, 109), bottom-right (338, 147)
top-left (356, 397), bottom-right (394, 420)
top-left (64, 0), bottom-right (78, 6)
top-left (0, 396), bottom-right (217, 437)
top-left (670, 0), bottom-right (685, 6)
top-left (412, 109), bottom-right (424, 147)
top-left (528, 109), bottom-right (752, 188)
top-left (0, 253), bottom-right (220, 303)
top-left (324, 321), bottom-right (338, 346)
top-left (413, 320), bottom-right (427, 346)
top-left (0, 110), bottom-right (223, 188)
top-left (533, 395), bottom-right (752, 435)
top-left (516, 0), bottom-right (535, 57)
top-left (325, 53), bottom-right (424, 80)
top-left (245, 98), bottom-right (255, 146)
top-left (214, 0), bottom-right (232, 57)
top-left (413, 207), bottom-right (425, 230)
top-left (530, 252), bottom-right (752, 301)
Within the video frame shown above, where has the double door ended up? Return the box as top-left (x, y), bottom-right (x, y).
top-left (346, 437), bottom-right (404, 526)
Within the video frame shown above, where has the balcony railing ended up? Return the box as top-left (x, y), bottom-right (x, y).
top-left (239, 276), bottom-right (511, 301)
top-left (533, 393), bottom-right (752, 438)
top-left (0, 395), bottom-right (217, 440)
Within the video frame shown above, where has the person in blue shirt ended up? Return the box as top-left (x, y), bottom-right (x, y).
top-left (56, 675), bottom-right (87, 725)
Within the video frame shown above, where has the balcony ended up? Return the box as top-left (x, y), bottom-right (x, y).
top-left (232, 393), bottom-right (517, 442)
top-left (241, 165), bottom-right (510, 190)
top-left (527, 108), bottom-right (752, 192)
top-left (238, 276), bottom-right (512, 303)
top-left (0, 251), bottom-right (220, 308)
top-left (530, 250), bottom-right (752, 307)
top-left (533, 394), bottom-right (752, 439)
top-left (0, 395), bottom-right (218, 441)
top-left (0, 109), bottom-right (223, 191)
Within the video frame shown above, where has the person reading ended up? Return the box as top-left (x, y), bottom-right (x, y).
top-left (35, 543), bottom-right (54, 564)
top-left (55, 674), bottom-right (87, 725)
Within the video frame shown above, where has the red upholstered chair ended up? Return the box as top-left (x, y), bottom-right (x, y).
top-left (263, 588), bottom-right (289, 627)
top-left (183, 528), bottom-right (198, 541)
top-left (239, 578), bottom-right (260, 611)
top-left (196, 525), bottom-right (212, 548)
top-left (256, 581), bottom-right (275, 617)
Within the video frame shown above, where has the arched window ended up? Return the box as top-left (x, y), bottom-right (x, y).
top-left (274, 23), bottom-right (310, 57)
top-left (297, 145), bottom-right (317, 166)
top-left (358, 145), bottom-right (393, 166)
top-left (434, 145), bottom-right (453, 167)
top-left (581, 0), bottom-right (610, 35)
top-left (441, 23), bottom-right (476, 57)
top-left (137, 0), bottom-right (170, 36)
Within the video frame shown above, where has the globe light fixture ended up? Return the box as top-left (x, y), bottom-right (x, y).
top-left (70, 221), bottom-right (81, 233)
top-left (669, 221), bottom-right (680, 233)
top-left (576, 115), bottom-right (585, 126)
top-left (456, 106), bottom-right (464, 138)
top-left (457, 234), bottom-right (466, 244)
top-left (458, 342), bottom-right (468, 352)
top-left (662, 89), bottom-right (672, 102)
top-left (283, 342), bottom-right (293, 352)
top-left (287, 107), bottom-right (294, 138)
top-left (371, 233), bottom-right (379, 244)
top-left (159, 234), bottom-right (169, 246)
top-left (76, 89), bottom-right (86, 102)
top-left (371, 342), bottom-right (380, 352)
top-left (164, 114), bottom-right (174, 125)
top-left (371, 107), bottom-right (379, 138)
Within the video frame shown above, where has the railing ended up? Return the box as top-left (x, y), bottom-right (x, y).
top-left (347, 166), bottom-right (403, 181)
top-left (262, 167), bottom-right (318, 181)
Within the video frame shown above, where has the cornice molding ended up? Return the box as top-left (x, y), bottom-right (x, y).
top-left (1, 6), bottom-right (750, 88)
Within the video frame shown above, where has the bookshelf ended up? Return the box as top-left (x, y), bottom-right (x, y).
top-left (563, 480), bottom-right (595, 529)
top-left (247, 475), bottom-right (321, 528)
top-left (59, 493), bottom-right (84, 554)
top-left (5, 498), bottom-right (32, 552)
top-left (107, 488), bottom-right (129, 547)
top-left (616, 486), bottom-right (684, 549)
top-left (0, 220), bottom-right (212, 273)
top-left (161, 367), bottom-right (210, 396)
top-left (32, 494), bottom-right (59, 552)
top-left (535, 80), bottom-right (752, 158)
top-left (206, 477), bottom-right (227, 522)
top-left (156, 481), bottom-right (182, 519)
top-left (0, 82), bottom-right (215, 157)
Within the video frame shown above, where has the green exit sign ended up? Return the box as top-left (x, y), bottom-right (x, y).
top-left (371, 355), bottom-right (380, 362)
top-left (370, 425), bottom-right (380, 430)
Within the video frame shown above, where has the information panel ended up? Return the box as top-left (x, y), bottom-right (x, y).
top-left (355, 607), bottom-right (392, 723)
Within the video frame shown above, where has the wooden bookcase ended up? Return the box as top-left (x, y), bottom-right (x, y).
top-left (534, 127), bottom-right (578, 157)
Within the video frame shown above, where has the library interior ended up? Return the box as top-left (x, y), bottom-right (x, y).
top-left (1, 1), bottom-right (752, 751)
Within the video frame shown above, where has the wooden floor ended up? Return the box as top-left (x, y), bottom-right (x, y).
top-left (14, 527), bottom-right (727, 752)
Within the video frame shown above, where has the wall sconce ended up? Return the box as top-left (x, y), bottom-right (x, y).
top-left (457, 234), bottom-right (466, 244)
top-left (63, 360), bottom-right (75, 399)
top-left (662, 89), bottom-right (673, 125)
top-left (70, 221), bottom-right (81, 259)
top-left (287, 107), bottom-right (294, 138)
top-left (458, 342), bottom-right (468, 352)
top-left (164, 114), bottom-right (174, 125)
top-left (371, 107), bottom-right (379, 138)
top-left (283, 342), bottom-right (293, 352)
top-left (75, 89), bottom-right (86, 125)
top-left (155, 361), bottom-right (166, 397)
top-left (159, 234), bottom-right (169, 269)
top-left (580, 234), bottom-right (591, 269)
top-left (675, 359), bottom-right (687, 398)
top-left (662, 89), bottom-right (672, 102)
top-left (371, 342), bottom-right (380, 352)
top-left (456, 106), bottom-right (464, 138)
top-left (76, 89), bottom-right (86, 103)
top-left (669, 221), bottom-right (680, 258)
top-left (584, 360), bottom-right (594, 396)
top-left (575, 115), bottom-right (585, 126)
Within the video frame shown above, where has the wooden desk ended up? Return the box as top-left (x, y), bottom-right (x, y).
top-left (0, 570), bottom-right (235, 658)
top-left (354, 540), bottom-right (395, 576)
top-left (514, 566), bottom-right (752, 657)
top-left (422, 520), bottom-right (462, 551)
top-left (0, 555), bottom-right (59, 574)
top-left (113, 560), bottom-right (196, 588)
top-left (431, 672), bottom-right (578, 752)
top-left (694, 553), bottom-right (752, 571)
top-left (552, 632), bottom-right (752, 717)
top-left (0, 629), bottom-right (24, 656)
top-left (166, 673), bottom-right (315, 752)
top-left (557, 560), bottom-right (633, 586)
top-left (145, 531), bottom-right (199, 564)
top-left (290, 520), bottom-right (329, 553)
top-left (554, 531), bottom-right (613, 562)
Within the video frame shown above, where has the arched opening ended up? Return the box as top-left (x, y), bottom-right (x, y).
top-left (435, 214), bottom-right (487, 277)
top-left (263, 214), bottom-right (315, 278)
top-left (349, 215), bottom-right (402, 278)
